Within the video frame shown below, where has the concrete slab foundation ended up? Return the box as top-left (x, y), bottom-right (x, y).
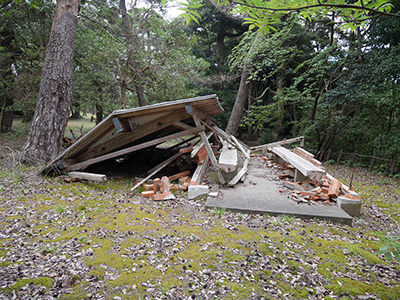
top-left (205, 157), bottom-right (353, 225)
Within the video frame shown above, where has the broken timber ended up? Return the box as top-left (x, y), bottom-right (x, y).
top-left (186, 105), bottom-right (225, 184)
top-left (270, 146), bottom-right (326, 182)
top-left (41, 95), bottom-right (224, 175)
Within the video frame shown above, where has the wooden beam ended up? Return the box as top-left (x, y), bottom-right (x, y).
top-left (228, 149), bottom-right (251, 187)
top-left (190, 156), bottom-right (209, 185)
top-left (186, 105), bottom-right (225, 184)
top-left (250, 136), bottom-right (305, 152)
top-left (270, 146), bottom-right (325, 182)
top-left (64, 126), bottom-right (205, 172)
top-left (76, 109), bottom-right (190, 162)
top-left (231, 135), bottom-right (250, 159)
top-left (130, 151), bottom-right (184, 192)
top-left (191, 131), bottom-right (213, 158)
top-left (112, 117), bottom-right (131, 133)
top-left (172, 122), bottom-right (194, 131)
top-left (200, 119), bottom-right (237, 149)
top-left (68, 172), bottom-right (107, 182)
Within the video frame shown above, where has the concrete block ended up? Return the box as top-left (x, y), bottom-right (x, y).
top-left (337, 196), bottom-right (362, 217)
top-left (188, 185), bottom-right (209, 200)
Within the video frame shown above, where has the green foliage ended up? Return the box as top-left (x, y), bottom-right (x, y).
top-left (377, 235), bottom-right (400, 260)
top-left (211, 207), bottom-right (226, 216)
top-left (173, 0), bottom-right (395, 32)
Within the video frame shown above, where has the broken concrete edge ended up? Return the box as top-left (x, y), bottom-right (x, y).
top-left (204, 204), bottom-right (353, 225)
top-left (188, 185), bottom-right (209, 200)
top-left (337, 196), bottom-right (362, 217)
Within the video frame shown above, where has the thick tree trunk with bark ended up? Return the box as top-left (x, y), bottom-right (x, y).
top-left (21, 0), bottom-right (79, 164)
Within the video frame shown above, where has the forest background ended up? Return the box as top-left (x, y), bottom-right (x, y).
top-left (1, 0), bottom-right (400, 175)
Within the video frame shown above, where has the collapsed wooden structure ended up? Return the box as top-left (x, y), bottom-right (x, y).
top-left (42, 95), bottom-right (249, 189)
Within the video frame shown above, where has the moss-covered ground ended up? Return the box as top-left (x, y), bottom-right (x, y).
top-left (0, 162), bottom-right (399, 300)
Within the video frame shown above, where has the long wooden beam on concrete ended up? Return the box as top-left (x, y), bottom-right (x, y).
top-left (271, 145), bottom-right (325, 182)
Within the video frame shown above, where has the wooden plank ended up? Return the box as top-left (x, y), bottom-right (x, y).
top-left (76, 109), bottom-right (190, 162)
top-left (168, 170), bottom-right (191, 181)
top-left (231, 136), bottom-right (250, 159)
top-left (228, 149), bottom-right (251, 187)
top-left (190, 157), bottom-right (209, 185)
top-left (172, 122), bottom-right (194, 131)
top-left (186, 105), bottom-right (225, 184)
top-left (271, 146), bottom-right (325, 182)
top-left (191, 131), bottom-right (213, 158)
top-left (250, 136), bottom-right (305, 152)
top-left (65, 126), bottom-right (204, 172)
top-left (130, 151), bottom-right (184, 192)
top-left (68, 172), bottom-right (107, 182)
top-left (293, 147), bottom-right (322, 166)
top-left (146, 151), bottom-right (185, 175)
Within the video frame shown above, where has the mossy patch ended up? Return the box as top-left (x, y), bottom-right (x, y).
top-left (0, 277), bottom-right (54, 294)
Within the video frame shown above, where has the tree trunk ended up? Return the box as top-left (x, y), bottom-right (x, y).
top-left (120, 0), bottom-right (146, 107)
top-left (226, 69), bottom-right (250, 136)
top-left (226, 31), bottom-right (263, 136)
top-left (1, 96), bottom-right (14, 133)
top-left (95, 103), bottom-right (103, 125)
top-left (0, 27), bottom-right (15, 133)
top-left (273, 61), bottom-right (287, 140)
top-left (21, 0), bottom-right (79, 164)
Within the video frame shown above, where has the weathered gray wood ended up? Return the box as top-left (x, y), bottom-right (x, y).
top-left (65, 126), bottom-right (204, 172)
top-left (172, 122), bottom-right (194, 131)
top-left (68, 172), bottom-right (107, 182)
top-left (186, 105), bottom-right (225, 184)
top-left (250, 136), bottom-right (305, 152)
top-left (191, 131), bottom-right (213, 158)
top-left (77, 109), bottom-right (190, 162)
top-left (231, 136), bottom-right (250, 159)
top-left (191, 156), bottom-right (209, 185)
top-left (271, 146), bottom-right (325, 182)
top-left (130, 151), bottom-right (184, 192)
top-left (228, 149), bottom-right (251, 187)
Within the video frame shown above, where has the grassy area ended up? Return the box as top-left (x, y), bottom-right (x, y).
top-left (65, 115), bottom-right (96, 140)
top-left (0, 116), bottom-right (96, 150)
top-left (0, 121), bottom-right (399, 299)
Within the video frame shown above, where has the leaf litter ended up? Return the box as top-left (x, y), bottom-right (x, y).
top-left (0, 165), bottom-right (399, 299)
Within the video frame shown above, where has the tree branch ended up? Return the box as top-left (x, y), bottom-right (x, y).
top-left (232, 1), bottom-right (400, 19)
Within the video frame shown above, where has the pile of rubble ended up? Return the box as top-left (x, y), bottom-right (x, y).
top-left (262, 153), bottom-right (361, 214)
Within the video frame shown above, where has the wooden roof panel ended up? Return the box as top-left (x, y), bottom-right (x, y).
top-left (41, 95), bottom-right (223, 174)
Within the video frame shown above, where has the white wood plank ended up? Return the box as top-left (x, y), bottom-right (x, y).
top-left (271, 146), bottom-right (325, 182)
top-left (68, 172), bottom-right (107, 182)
